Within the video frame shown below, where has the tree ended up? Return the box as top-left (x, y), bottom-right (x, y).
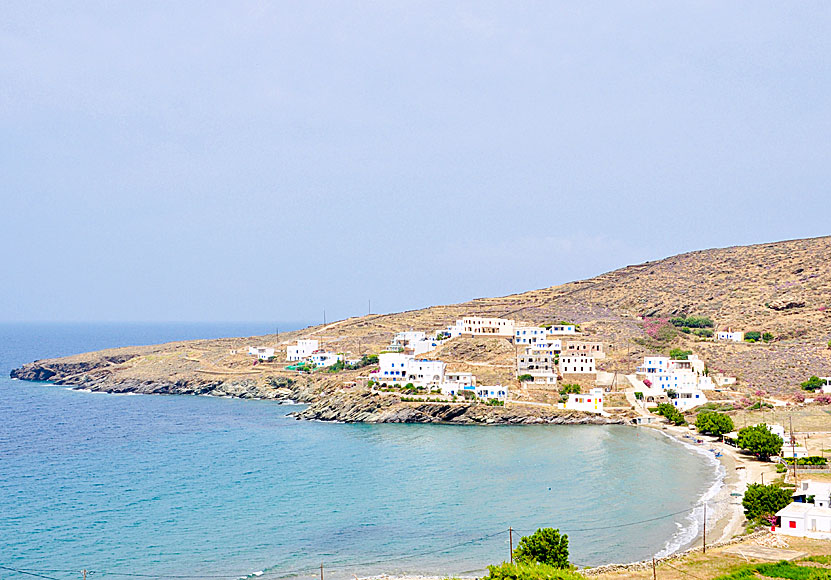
top-left (801, 376), bottom-right (827, 392)
top-left (669, 348), bottom-right (692, 360)
top-left (517, 374), bottom-right (534, 382)
top-left (695, 411), bottom-right (734, 437)
top-left (742, 484), bottom-right (793, 521)
top-left (744, 331), bottom-right (761, 342)
top-left (736, 424), bottom-right (783, 460)
top-left (655, 403), bottom-right (686, 425)
top-left (514, 528), bottom-right (570, 569)
top-left (559, 384), bottom-right (580, 395)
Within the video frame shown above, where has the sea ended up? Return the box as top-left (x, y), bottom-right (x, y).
top-left (0, 323), bottom-right (722, 580)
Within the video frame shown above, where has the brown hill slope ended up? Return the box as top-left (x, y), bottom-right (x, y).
top-left (12, 235), bottom-right (831, 397)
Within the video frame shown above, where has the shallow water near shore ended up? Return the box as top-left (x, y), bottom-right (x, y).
top-left (0, 324), bottom-right (719, 579)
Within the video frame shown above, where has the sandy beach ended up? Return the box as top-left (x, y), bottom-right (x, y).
top-left (657, 423), bottom-right (777, 547)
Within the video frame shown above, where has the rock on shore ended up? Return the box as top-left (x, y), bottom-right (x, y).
top-left (293, 390), bottom-right (629, 425)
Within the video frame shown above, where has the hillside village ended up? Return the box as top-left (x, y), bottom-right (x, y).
top-left (244, 313), bottom-right (828, 421)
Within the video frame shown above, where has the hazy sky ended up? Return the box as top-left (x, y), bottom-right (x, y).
top-left (2, 2), bottom-right (829, 323)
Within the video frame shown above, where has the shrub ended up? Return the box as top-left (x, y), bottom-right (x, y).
top-left (762, 332), bottom-right (774, 343)
top-left (643, 379), bottom-right (652, 388)
top-left (655, 403), bottom-right (686, 425)
top-left (736, 424), bottom-right (783, 460)
top-left (634, 392), bottom-right (644, 400)
top-left (669, 348), bottom-right (693, 360)
top-left (670, 316), bottom-right (714, 329)
top-left (484, 562), bottom-right (584, 580)
top-left (783, 456), bottom-right (827, 466)
top-left (800, 376), bottom-right (827, 392)
top-left (559, 384), bottom-right (580, 395)
top-left (695, 411), bottom-right (734, 437)
top-left (517, 374), bottom-right (534, 382)
top-left (815, 394), bottom-right (831, 405)
top-left (744, 331), bottom-right (762, 342)
top-left (742, 484), bottom-right (793, 521)
top-left (694, 328), bottom-right (713, 338)
top-left (513, 528), bottom-right (570, 568)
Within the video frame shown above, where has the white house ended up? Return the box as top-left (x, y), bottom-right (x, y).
top-left (775, 502), bottom-right (831, 539)
top-left (635, 355), bottom-right (710, 411)
top-left (475, 385), bottom-right (508, 401)
top-left (389, 331), bottom-right (437, 355)
top-left (548, 324), bottom-right (577, 335)
top-left (310, 351), bottom-right (343, 368)
top-left (248, 346), bottom-right (275, 360)
top-left (375, 353), bottom-right (446, 387)
top-left (793, 481), bottom-right (831, 509)
top-left (716, 331), bottom-right (744, 342)
top-left (457, 317), bottom-right (516, 337)
top-left (560, 388), bottom-right (604, 413)
top-left (287, 339), bottom-right (319, 361)
top-left (559, 353), bottom-right (596, 375)
top-left (445, 372), bottom-right (475, 388)
top-left (517, 346), bottom-right (559, 384)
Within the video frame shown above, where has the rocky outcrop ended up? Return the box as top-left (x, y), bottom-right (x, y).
top-left (293, 390), bottom-right (629, 425)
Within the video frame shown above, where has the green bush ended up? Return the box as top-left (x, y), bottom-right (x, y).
top-left (669, 348), bottom-right (692, 360)
top-left (517, 374), bottom-right (534, 382)
top-left (783, 456), bottom-right (827, 466)
top-left (744, 331), bottom-right (762, 342)
top-left (694, 328), bottom-right (714, 338)
top-left (762, 332), bottom-right (774, 343)
top-left (655, 402), bottom-right (687, 425)
top-left (559, 384), bottom-right (580, 395)
top-left (742, 484), bottom-right (793, 521)
top-left (695, 411), bottom-right (734, 436)
top-left (669, 316), bottom-right (714, 329)
top-left (514, 528), bottom-right (570, 568)
top-left (755, 561), bottom-right (820, 580)
top-left (737, 424), bottom-right (783, 460)
top-left (483, 562), bottom-right (584, 580)
top-left (801, 376), bottom-right (827, 392)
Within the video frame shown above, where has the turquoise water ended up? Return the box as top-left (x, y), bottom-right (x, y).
top-left (0, 324), bottom-right (719, 580)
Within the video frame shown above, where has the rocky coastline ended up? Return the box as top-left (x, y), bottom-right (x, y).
top-left (10, 360), bottom-right (627, 426)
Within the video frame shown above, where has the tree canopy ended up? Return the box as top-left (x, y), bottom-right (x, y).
top-left (736, 424), bottom-right (783, 460)
top-left (801, 376), bottom-right (827, 392)
top-left (514, 528), bottom-right (570, 569)
top-left (695, 411), bottom-right (734, 437)
top-left (742, 483), bottom-right (793, 521)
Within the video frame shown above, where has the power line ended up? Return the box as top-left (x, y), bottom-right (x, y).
top-left (0, 565), bottom-right (66, 580)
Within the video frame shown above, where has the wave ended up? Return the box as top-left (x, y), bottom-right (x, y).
top-left (653, 431), bottom-right (726, 558)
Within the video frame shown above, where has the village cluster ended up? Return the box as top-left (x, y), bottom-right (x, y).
top-left (245, 316), bottom-right (742, 414)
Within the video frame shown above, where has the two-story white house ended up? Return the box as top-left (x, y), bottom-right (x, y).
top-left (517, 346), bottom-right (559, 384)
top-left (475, 385), bottom-right (508, 401)
top-left (559, 353), bottom-right (596, 375)
top-left (310, 351), bottom-right (343, 368)
top-left (248, 346), bottom-right (275, 360)
top-left (776, 480), bottom-right (831, 539)
top-left (375, 353), bottom-right (446, 387)
top-left (457, 317), bottom-right (516, 337)
top-left (287, 339), bottom-right (319, 361)
top-left (635, 355), bottom-right (710, 410)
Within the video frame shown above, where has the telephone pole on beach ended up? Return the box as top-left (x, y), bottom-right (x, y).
top-left (509, 527), bottom-right (514, 564)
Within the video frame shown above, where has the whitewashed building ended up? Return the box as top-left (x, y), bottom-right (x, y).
top-left (517, 346), bottom-right (558, 384)
top-left (635, 355), bottom-right (709, 411)
top-left (775, 503), bottom-right (831, 539)
top-left (310, 351), bottom-right (343, 368)
top-left (287, 339), bottom-right (319, 361)
top-left (475, 385), bottom-right (508, 401)
top-left (793, 481), bottom-right (831, 509)
top-left (457, 317), bottom-right (516, 337)
top-left (248, 346), bottom-right (275, 360)
top-left (389, 331), bottom-right (437, 355)
top-left (716, 331), bottom-right (744, 342)
top-left (559, 353), bottom-right (596, 375)
top-left (560, 388), bottom-right (604, 413)
top-left (375, 353), bottom-right (446, 387)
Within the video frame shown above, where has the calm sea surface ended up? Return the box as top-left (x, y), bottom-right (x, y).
top-left (0, 323), bottom-right (720, 580)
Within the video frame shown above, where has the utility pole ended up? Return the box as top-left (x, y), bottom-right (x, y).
top-left (790, 416), bottom-right (798, 484)
top-left (652, 557), bottom-right (657, 580)
top-left (509, 527), bottom-right (514, 565)
top-left (83, 571), bottom-right (87, 580)
top-left (703, 502), bottom-right (707, 554)
top-left (320, 563), bottom-right (323, 580)
top-left (368, 299), bottom-right (371, 315)
top-left (324, 309), bottom-right (327, 326)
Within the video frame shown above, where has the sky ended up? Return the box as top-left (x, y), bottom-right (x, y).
top-left (1, 2), bottom-right (830, 323)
